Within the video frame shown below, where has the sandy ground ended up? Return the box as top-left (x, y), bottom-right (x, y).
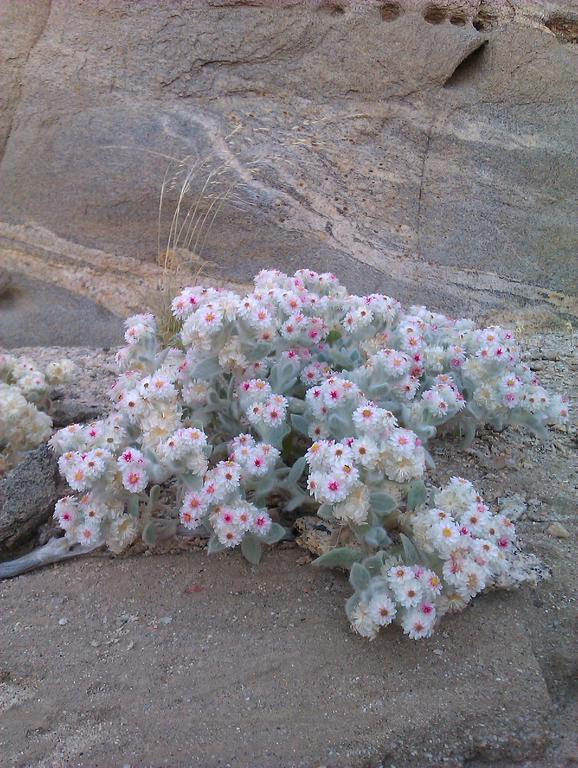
top-left (0, 331), bottom-right (576, 768)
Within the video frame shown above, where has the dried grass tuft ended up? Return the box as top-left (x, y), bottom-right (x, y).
top-left (154, 135), bottom-right (257, 345)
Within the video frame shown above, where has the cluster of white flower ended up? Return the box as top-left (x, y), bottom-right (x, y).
top-left (45, 269), bottom-right (568, 639)
top-left (305, 403), bottom-right (425, 526)
top-left (51, 415), bottom-right (281, 555)
top-left (346, 477), bottom-right (526, 641)
top-left (243, 388), bottom-right (289, 432)
top-left (0, 353), bottom-right (75, 469)
top-left (180, 442), bottom-right (277, 550)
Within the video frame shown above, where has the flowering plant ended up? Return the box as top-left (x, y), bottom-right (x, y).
top-left (0, 354), bottom-right (75, 471)
top-left (326, 476), bottom-right (531, 640)
top-left (48, 269), bottom-right (568, 639)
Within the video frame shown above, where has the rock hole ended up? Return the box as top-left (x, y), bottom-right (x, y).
top-left (443, 41), bottom-right (487, 87)
top-left (424, 5), bottom-right (447, 24)
top-left (472, 9), bottom-right (498, 30)
top-left (319, 1), bottom-right (346, 15)
top-left (545, 13), bottom-right (578, 43)
top-left (380, 2), bottom-right (402, 21)
top-left (449, 12), bottom-right (468, 27)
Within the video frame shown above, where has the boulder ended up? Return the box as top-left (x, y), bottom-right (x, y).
top-left (50, 399), bottom-right (105, 429)
top-left (0, 550), bottom-right (555, 767)
top-left (0, 271), bottom-right (124, 348)
top-left (0, 445), bottom-right (60, 554)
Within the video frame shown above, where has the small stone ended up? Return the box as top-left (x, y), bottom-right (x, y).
top-left (160, 616), bottom-right (173, 625)
top-left (547, 522), bottom-right (571, 539)
top-left (116, 612), bottom-right (138, 625)
top-left (126, 640), bottom-right (135, 651)
top-left (58, 618), bottom-right (68, 626)
top-left (498, 494), bottom-right (527, 521)
top-left (51, 400), bottom-right (104, 429)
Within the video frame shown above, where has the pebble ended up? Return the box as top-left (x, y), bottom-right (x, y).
top-left (498, 494), bottom-right (527, 521)
top-left (547, 522), bottom-right (571, 539)
top-left (58, 618), bottom-right (68, 626)
top-left (160, 616), bottom-right (173, 625)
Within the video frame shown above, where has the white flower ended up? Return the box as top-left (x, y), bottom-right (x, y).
top-left (352, 402), bottom-right (381, 432)
top-left (59, 454), bottom-right (90, 491)
top-left (381, 442), bottom-right (425, 483)
top-left (106, 515), bottom-right (138, 553)
top-left (435, 476), bottom-right (477, 512)
top-left (319, 473), bottom-right (356, 504)
top-left (239, 444), bottom-right (280, 478)
top-left (53, 497), bottom-right (79, 530)
top-left (140, 371), bottom-right (177, 401)
top-left (218, 338), bottom-right (247, 371)
top-left (121, 465), bottom-right (149, 494)
top-left (343, 306), bottom-right (374, 333)
top-left (371, 348), bottom-right (411, 378)
top-left (350, 603), bottom-right (379, 640)
top-left (392, 577), bottom-right (423, 608)
top-left (181, 380), bottom-right (210, 407)
top-left (16, 373), bottom-right (46, 400)
top-left (333, 484), bottom-right (371, 525)
top-left (215, 523), bottom-right (243, 548)
top-left (213, 461), bottom-right (241, 493)
top-left (76, 523), bottom-right (104, 548)
top-left (401, 604), bottom-right (436, 639)
top-left (455, 561), bottom-right (488, 599)
top-left (180, 491), bottom-right (208, 528)
top-left (45, 359), bottom-right (76, 385)
top-left (118, 447), bottom-right (145, 467)
top-left (308, 421), bottom-right (330, 440)
top-left (429, 518), bottom-right (462, 556)
top-left (261, 395), bottom-right (288, 428)
top-left (239, 378), bottom-right (272, 405)
top-left (124, 313), bottom-right (156, 344)
top-left (386, 564), bottom-right (412, 586)
top-left (367, 592), bottom-right (397, 626)
top-left (252, 509), bottom-right (272, 537)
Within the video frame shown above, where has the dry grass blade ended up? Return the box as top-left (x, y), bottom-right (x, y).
top-left (154, 150), bottom-right (252, 345)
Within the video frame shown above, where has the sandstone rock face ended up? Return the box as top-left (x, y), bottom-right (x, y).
top-left (0, 0), bottom-right (576, 318)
